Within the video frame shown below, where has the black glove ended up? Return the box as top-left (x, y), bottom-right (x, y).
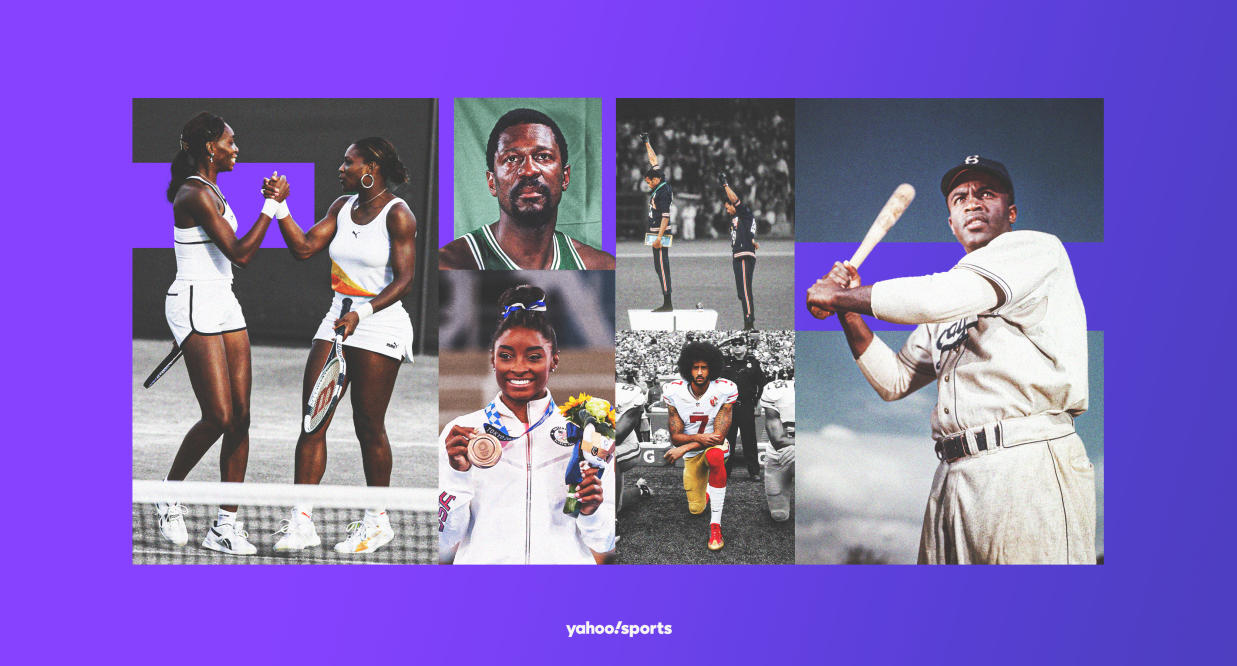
top-left (717, 171), bottom-right (729, 186)
top-left (639, 132), bottom-right (649, 144)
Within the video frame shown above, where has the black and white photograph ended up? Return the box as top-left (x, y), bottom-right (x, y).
top-left (614, 330), bottom-right (795, 564)
top-left (131, 99), bottom-right (440, 564)
top-left (616, 99), bottom-right (795, 331)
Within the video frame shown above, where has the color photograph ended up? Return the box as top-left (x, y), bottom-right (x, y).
top-left (437, 271), bottom-right (616, 563)
top-left (795, 99), bottom-right (1104, 564)
top-left (131, 99), bottom-right (439, 564)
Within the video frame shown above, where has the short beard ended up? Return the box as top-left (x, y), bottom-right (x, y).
top-left (508, 206), bottom-right (556, 229)
top-left (505, 178), bottom-right (557, 229)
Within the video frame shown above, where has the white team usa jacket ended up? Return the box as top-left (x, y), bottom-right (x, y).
top-left (437, 392), bottom-right (616, 564)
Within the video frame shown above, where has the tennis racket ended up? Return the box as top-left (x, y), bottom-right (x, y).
top-left (303, 298), bottom-right (352, 434)
top-left (143, 343), bottom-right (184, 389)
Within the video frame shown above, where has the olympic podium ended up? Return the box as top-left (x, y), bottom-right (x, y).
top-left (627, 308), bottom-right (718, 331)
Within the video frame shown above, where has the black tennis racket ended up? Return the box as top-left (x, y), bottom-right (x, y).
top-left (303, 298), bottom-right (352, 434)
top-left (143, 343), bottom-right (184, 389)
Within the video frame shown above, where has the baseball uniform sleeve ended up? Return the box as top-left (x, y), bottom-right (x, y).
top-left (855, 327), bottom-right (936, 401)
top-left (870, 269), bottom-right (1000, 324)
top-left (954, 230), bottom-right (1063, 314)
top-left (437, 419), bottom-right (474, 560)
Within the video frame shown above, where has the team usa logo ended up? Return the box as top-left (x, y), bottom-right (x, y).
top-left (936, 318), bottom-right (979, 352)
top-left (437, 492), bottom-right (456, 532)
top-left (550, 426), bottom-right (570, 447)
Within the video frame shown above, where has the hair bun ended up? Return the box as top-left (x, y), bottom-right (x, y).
top-left (497, 284), bottom-right (547, 309)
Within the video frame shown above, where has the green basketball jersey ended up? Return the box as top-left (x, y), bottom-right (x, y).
top-left (460, 224), bottom-right (588, 270)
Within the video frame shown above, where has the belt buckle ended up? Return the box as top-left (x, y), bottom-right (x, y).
top-left (935, 434), bottom-right (964, 462)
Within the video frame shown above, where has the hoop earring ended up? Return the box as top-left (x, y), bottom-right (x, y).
top-left (361, 173), bottom-right (375, 189)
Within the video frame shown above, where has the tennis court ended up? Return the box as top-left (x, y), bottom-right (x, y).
top-left (132, 339), bottom-right (439, 563)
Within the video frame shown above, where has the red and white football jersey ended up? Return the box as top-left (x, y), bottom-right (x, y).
top-left (662, 378), bottom-right (738, 458)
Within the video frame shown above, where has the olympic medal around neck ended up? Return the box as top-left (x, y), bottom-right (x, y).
top-left (465, 400), bottom-right (556, 469)
top-left (465, 430), bottom-right (503, 468)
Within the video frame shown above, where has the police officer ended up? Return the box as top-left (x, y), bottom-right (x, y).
top-left (722, 334), bottom-right (766, 481)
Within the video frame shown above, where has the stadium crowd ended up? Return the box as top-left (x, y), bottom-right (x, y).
top-left (616, 330), bottom-right (795, 407)
top-left (618, 101), bottom-right (794, 238)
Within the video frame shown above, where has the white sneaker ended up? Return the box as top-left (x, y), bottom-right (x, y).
top-left (155, 501), bottom-right (188, 547)
top-left (202, 521), bottom-right (258, 555)
top-left (273, 510), bottom-right (321, 552)
top-left (334, 512), bottom-right (394, 554)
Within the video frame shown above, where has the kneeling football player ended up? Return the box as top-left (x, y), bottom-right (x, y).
top-left (759, 375), bottom-right (795, 522)
top-left (661, 342), bottom-right (736, 551)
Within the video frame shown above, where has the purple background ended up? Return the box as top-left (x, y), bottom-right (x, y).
top-left (13, 1), bottom-right (1232, 663)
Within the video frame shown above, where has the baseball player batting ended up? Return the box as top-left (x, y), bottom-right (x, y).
top-left (806, 155), bottom-right (1096, 565)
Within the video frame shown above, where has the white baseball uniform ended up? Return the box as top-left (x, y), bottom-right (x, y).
top-left (759, 379), bottom-right (795, 522)
top-left (857, 230), bottom-right (1096, 564)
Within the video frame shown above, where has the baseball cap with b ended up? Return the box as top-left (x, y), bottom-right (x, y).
top-left (940, 155), bottom-right (1014, 202)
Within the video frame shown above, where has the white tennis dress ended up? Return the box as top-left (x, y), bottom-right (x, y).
top-left (164, 176), bottom-right (246, 345)
top-left (312, 195), bottom-right (415, 361)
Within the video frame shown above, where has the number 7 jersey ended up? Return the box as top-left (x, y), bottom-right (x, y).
top-left (662, 378), bottom-right (738, 458)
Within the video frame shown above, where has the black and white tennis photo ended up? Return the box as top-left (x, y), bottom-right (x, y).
top-left (614, 330), bottom-right (795, 564)
top-left (616, 99), bottom-right (795, 331)
top-left (131, 99), bottom-right (440, 564)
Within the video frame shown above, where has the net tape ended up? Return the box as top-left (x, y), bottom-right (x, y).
top-left (132, 480), bottom-right (438, 565)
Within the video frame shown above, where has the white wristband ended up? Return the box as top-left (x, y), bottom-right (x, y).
top-left (261, 198), bottom-right (280, 219)
top-left (277, 199), bottom-right (290, 220)
top-left (354, 302), bottom-right (374, 321)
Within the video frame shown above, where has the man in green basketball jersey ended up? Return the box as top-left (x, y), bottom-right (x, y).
top-left (441, 108), bottom-right (614, 270)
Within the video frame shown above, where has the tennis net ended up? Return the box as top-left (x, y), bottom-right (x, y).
top-left (132, 480), bottom-right (439, 564)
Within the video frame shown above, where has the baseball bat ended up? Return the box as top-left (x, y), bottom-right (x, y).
top-left (848, 183), bottom-right (915, 268)
top-left (809, 183), bottom-right (915, 319)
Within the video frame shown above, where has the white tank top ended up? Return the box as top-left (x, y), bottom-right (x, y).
top-left (329, 195), bottom-right (405, 298)
top-left (174, 176), bottom-right (237, 282)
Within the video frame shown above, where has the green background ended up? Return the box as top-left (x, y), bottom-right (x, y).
top-left (453, 98), bottom-right (603, 248)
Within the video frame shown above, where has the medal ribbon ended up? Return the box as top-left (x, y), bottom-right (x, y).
top-left (483, 397), bottom-right (556, 442)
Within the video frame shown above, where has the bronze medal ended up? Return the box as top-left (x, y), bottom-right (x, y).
top-left (466, 431), bottom-right (503, 468)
